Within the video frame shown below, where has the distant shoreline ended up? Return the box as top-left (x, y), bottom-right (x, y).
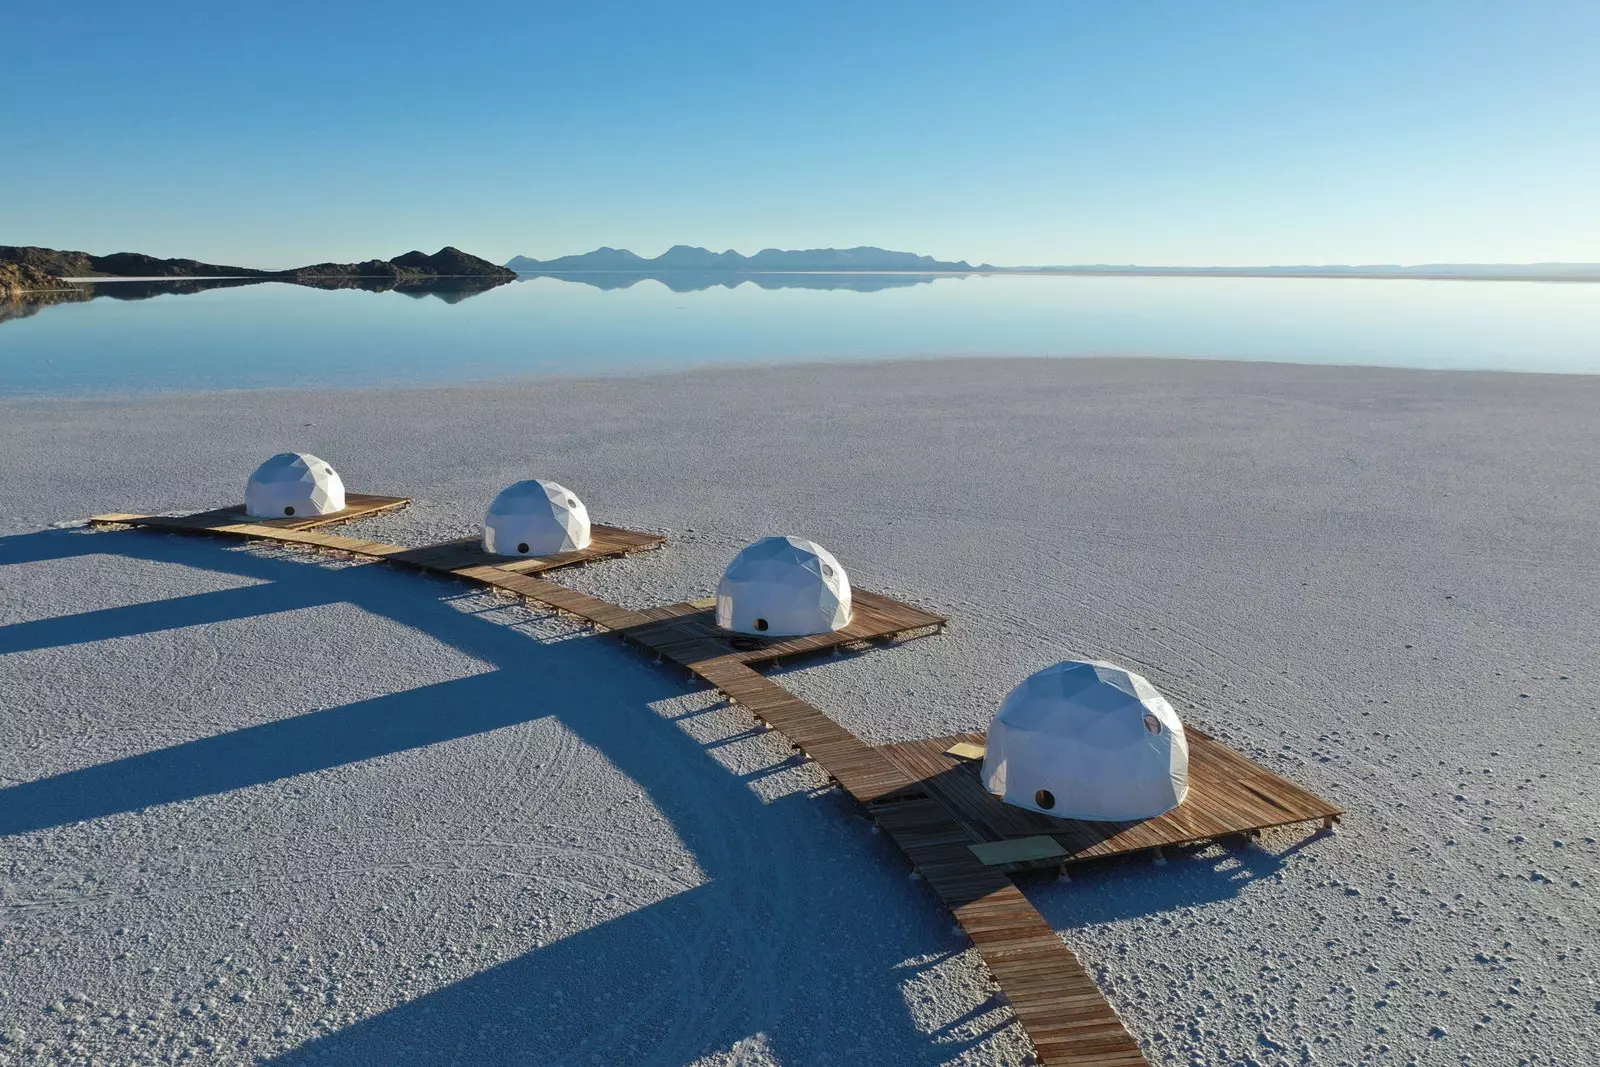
top-left (996, 267), bottom-right (1600, 283)
top-left (516, 267), bottom-right (1600, 284)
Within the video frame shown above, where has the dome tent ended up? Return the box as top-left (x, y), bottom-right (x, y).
top-left (483, 479), bottom-right (592, 557)
top-left (716, 536), bottom-right (852, 637)
top-left (245, 452), bottom-right (346, 519)
top-left (982, 660), bottom-right (1189, 821)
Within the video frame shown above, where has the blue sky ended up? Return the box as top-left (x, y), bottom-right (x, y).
top-left (3, 2), bottom-right (1596, 267)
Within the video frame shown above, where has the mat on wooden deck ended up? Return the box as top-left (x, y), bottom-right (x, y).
top-left (875, 729), bottom-right (1343, 869)
top-left (631, 588), bottom-right (946, 665)
top-left (92, 493), bottom-right (411, 532)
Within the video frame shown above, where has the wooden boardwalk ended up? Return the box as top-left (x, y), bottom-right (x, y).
top-left (601, 626), bottom-right (1149, 1064)
top-left (877, 733), bottom-right (1343, 871)
top-left (85, 494), bottom-right (1343, 1066)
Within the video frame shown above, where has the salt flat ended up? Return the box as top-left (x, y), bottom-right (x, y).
top-left (1, 356), bottom-right (1596, 1066)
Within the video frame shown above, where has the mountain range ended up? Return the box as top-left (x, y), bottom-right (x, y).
top-left (508, 247), bottom-right (1600, 282)
top-left (506, 245), bottom-right (988, 273)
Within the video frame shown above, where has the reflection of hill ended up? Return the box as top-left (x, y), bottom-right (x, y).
top-left (0, 275), bottom-right (512, 327)
top-left (517, 271), bottom-right (951, 293)
top-left (0, 291), bottom-right (88, 325)
top-left (85, 278), bottom-right (265, 301)
top-left (0, 283), bottom-right (90, 325)
top-left (291, 275), bottom-right (512, 302)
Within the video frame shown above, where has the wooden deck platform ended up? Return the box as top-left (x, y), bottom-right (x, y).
top-left (376, 525), bottom-right (667, 575)
top-left (875, 732), bottom-right (1344, 871)
top-left (92, 492), bottom-right (411, 532)
top-left (631, 588), bottom-right (947, 665)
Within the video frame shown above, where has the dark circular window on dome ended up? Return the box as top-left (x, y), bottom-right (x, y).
top-left (753, 618), bottom-right (769, 632)
top-left (324, 467), bottom-right (333, 475)
top-left (567, 498), bottom-right (578, 508)
top-left (821, 564), bottom-right (834, 577)
top-left (1143, 713), bottom-right (1162, 735)
top-left (1034, 789), bottom-right (1056, 810)
top-left (517, 542), bottom-right (530, 554)
top-left (284, 506), bottom-right (296, 516)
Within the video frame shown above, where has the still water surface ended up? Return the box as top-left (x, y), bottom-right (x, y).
top-left (2, 272), bottom-right (1596, 396)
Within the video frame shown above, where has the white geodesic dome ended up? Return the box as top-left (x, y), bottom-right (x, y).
top-left (482, 479), bottom-right (592, 557)
top-left (715, 536), bottom-right (852, 637)
top-left (245, 452), bottom-right (346, 519)
top-left (982, 660), bottom-right (1189, 821)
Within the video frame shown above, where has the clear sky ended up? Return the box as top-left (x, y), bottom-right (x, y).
top-left (3, 1), bottom-right (1596, 268)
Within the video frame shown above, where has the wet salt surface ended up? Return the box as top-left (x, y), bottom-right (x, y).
top-left (5, 271), bottom-right (1600, 397)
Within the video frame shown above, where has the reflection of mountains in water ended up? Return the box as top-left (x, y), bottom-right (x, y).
top-left (286, 275), bottom-right (513, 303)
top-left (2, 271), bottom-right (962, 327)
top-left (516, 270), bottom-right (963, 293)
top-left (88, 275), bottom-right (513, 301)
top-left (1, 275), bottom-right (513, 324)
top-left (0, 288), bottom-right (89, 325)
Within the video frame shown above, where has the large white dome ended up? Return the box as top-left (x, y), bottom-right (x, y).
top-left (982, 660), bottom-right (1189, 821)
top-left (245, 453), bottom-right (346, 519)
top-left (483, 479), bottom-right (592, 557)
top-left (715, 536), bottom-right (852, 637)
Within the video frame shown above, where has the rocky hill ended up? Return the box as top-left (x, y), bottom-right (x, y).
top-left (0, 245), bottom-right (513, 281)
top-left (0, 246), bottom-right (271, 278)
top-left (508, 245), bottom-right (985, 272)
top-left (286, 247), bottom-right (514, 280)
top-left (0, 262), bottom-right (80, 300)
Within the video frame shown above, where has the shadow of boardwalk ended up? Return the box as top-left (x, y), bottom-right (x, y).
top-left (0, 527), bottom-right (988, 1065)
top-left (0, 672), bottom-right (536, 835)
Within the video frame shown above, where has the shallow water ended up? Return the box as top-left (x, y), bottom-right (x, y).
top-left (2, 271), bottom-right (1597, 395)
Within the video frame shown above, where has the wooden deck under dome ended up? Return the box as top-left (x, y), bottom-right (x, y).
top-left (873, 730), bottom-right (1344, 871)
top-left (631, 588), bottom-right (947, 666)
top-left (375, 525), bottom-right (667, 574)
top-left (92, 492), bottom-right (412, 532)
